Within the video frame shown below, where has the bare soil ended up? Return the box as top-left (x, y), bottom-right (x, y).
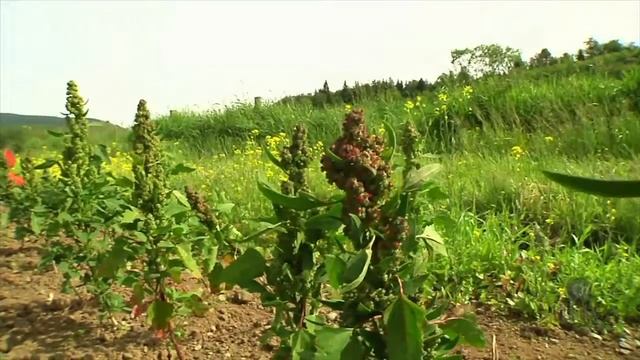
top-left (1, 235), bottom-right (638, 360)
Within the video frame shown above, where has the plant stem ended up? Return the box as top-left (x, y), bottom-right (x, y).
top-left (168, 320), bottom-right (186, 360)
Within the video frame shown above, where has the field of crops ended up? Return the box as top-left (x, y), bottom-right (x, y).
top-left (1, 47), bottom-right (640, 359)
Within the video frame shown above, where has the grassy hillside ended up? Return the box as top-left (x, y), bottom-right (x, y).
top-left (0, 112), bottom-right (128, 153)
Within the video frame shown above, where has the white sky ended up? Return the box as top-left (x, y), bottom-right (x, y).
top-left (1, 1), bottom-right (639, 126)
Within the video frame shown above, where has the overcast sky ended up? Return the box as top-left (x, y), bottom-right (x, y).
top-left (1, 1), bottom-right (639, 126)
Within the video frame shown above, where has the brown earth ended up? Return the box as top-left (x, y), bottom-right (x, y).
top-left (1, 235), bottom-right (638, 360)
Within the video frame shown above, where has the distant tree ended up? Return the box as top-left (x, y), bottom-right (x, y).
top-left (602, 39), bottom-right (624, 54)
top-left (451, 44), bottom-right (522, 78)
top-left (576, 49), bottom-right (586, 61)
top-left (530, 48), bottom-right (556, 67)
top-left (585, 37), bottom-right (603, 58)
top-left (322, 80), bottom-right (330, 94)
top-left (341, 81), bottom-right (354, 104)
top-left (559, 52), bottom-right (574, 63)
top-left (395, 80), bottom-right (404, 93)
top-left (416, 78), bottom-right (427, 92)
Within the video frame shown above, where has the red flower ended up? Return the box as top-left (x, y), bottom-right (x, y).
top-left (3, 149), bottom-right (16, 168)
top-left (7, 172), bottom-right (25, 187)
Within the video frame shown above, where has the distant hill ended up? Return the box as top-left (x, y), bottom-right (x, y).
top-left (0, 112), bottom-right (120, 128)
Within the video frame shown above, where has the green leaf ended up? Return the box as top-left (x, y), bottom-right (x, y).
top-left (314, 326), bottom-right (354, 360)
top-left (404, 164), bottom-right (442, 192)
top-left (96, 241), bottom-right (129, 278)
top-left (172, 190), bottom-right (191, 207)
top-left (325, 255), bottom-right (347, 289)
top-left (0, 212), bottom-right (8, 230)
top-left (261, 142), bottom-right (285, 170)
top-left (96, 144), bottom-right (111, 164)
top-left (325, 147), bottom-right (345, 165)
top-left (291, 329), bottom-right (315, 360)
top-left (214, 203), bottom-right (235, 214)
top-left (383, 295), bottom-right (427, 360)
top-left (120, 209), bottom-right (143, 224)
top-left (542, 171), bottom-right (640, 198)
top-left (305, 213), bottom-right (343, 232)
top-left (147, 300), bottom-right (174, 330)
top-left (258, 180), bottom-right (326, 211)
top-left (30, 213), bottom-right (43, 235)
top-left (342, 240), bottom-right (373, 292)
top-left (176, 243), bottom-right (202, 279)
top-left (34, 159), bottom-right (58, 170)
top-left (47, 130), bottom-right (65, 137)
top-left (416, 225), bottom-right (447, 257)
top-left (440, 318), bottom-right (486, 348)
top-left (381, 120), bottom-right (397, 161)
top-left (170, 163), bottom-right (196, 176)
top-left (241, 221), bottom-right (285, 243)
top-left (219, 248), bottom-right (266, 286)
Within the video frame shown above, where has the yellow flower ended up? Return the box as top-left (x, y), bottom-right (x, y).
top-left (404, 100), bottom-right (415, 111)
top-left (344, 104), bottom-right (352, 112)
top-left (511, 145), bottom-right (525, 160)
top-left (462, 85), bottom-right (473, 98)
top-left (544, 136), bottom-right (554, 142)
top-left (437, 92), bottom-right (448, 103)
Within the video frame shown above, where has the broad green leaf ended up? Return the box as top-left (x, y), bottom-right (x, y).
top-left (0, 212), bottom-right (8, 230)
top-left (147, 300), bottom-right (174, 330)
top-left (96, 243), bottom-right (129, 278)
top-left (170, 163), bottom-right (196, 175)
top-left (176, 243), bottom-right (202, 279)
top-left (172, 190), bottom-right (191, 207)
top-left (342, 240), bottom-right (373, 292)
top-left (47, 130), bottom-right (65, 137)
top-left (381, 120), bottom-right (397, 161)
top-left (291, 329), bottom-right (315, 360)
top-left (214, 203), bottom-right (235, 214)
top-left (440, 318), bottom-right (486, 348)
top-left (416, 225), bottom-right (447, 257)
top-left (257, 180), bottom-right (326, 211)
top-left (305, 213), bottom-right (343, 232)
top-left (314, 326), bottom-right (353, 360)
top-left (219, 248), bottom-right (266, 286)
top-left (96, 144), bottom-right (111, 164)
top-left (325, 147), bottom-right (345, 165)
top-left (34, 159), bottom-right (58, 170)
top-left (30, 213), bottom-right (43, 235)
top-left (261, 142), bottom-right (285, 170)
top-left (325, 255), bottom-right (347, 289)
top-left (241, 221), bottom-right (285, 243)
top-left (383, 295), bottom-right (427, 360)
top-left (542, 171), bottom-right (640, 198)
top-left (120, 209), bottom-right (143, 224)
top-left (404, 164), bottom-right (442, 192)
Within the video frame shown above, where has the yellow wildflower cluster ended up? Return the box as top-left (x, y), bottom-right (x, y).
top-left (105, 150), bottom-right (133, 177)
top-left (462, 85), bottom-right (474, 99)
top-left (404, 96), bottom-right (425, 115)
top-left (511, 145), bottom-right (525, 160)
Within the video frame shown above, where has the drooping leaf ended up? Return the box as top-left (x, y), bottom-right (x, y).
top-left (305, 213), bottom-right (343, 232)
top-left (30, 213), bottom-right (43, 235)
top-left (342, 240), bottom-right (373, 292)
top-left (258, 180), bottom-right (326, 211)
top-left (381, 120), bottom-right (397, 161)
top-left (170, 163), bottom-right (196, 175)
top-left (542, 171), bottom-right (640, 198)
top-left (383, 295), bottom-right (427, 360)
top-left (240, 221), bottom-right (285, 243)
top-left (325, 147), bottom-right (345, 165)
top-left (219, 248), bottom-right (266, 286)
top-left (34, 159), bottom-right (59, 170)
top-left (291, 329), bottom-right (315, 360)
top-left (95, 240), bottom-right (129, 278)
top-left (120, 209), bottom-right (143, 224)
top-left (416, 225), bottom-right (447, 257)
top-left (440, 318), bottom-right (486, 348)
top-left (47, 130), bottom-right (66, 137)
top-left (147, 300), bottom-right (174, 330)
top-left (214, 203), bottom-right (235, 214)
top-left (404, 164), bottom-right (442, 192)
top-left (325, 255), bottom-right (347, 289)
top-left (172, 190), bottom-right (191, 208)
top-left (176, 243), bottom-right (202, 279)
top-left (96, 144), bottom-right (111, 164)
top-left (261, 142), bottom-right (285, 170)
top-left (314, 326), bottom-right (354, 360)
